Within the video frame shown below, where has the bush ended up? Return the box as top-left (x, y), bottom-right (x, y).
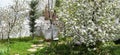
top-left (31, 40), bottom-right (40, 44)
top-left (114, 39), bottom-right (120, 44)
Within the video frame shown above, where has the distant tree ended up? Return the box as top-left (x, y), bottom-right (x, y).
top-left (0, 0), bottom-right (28, 41)
top-left (29, 0), bottom-right (39, 39)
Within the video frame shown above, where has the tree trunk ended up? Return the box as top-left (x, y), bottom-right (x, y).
top-left (32, 33), bottom-right (34, 39)
top-left (7, 26), bottom-right (11, 42)
top-left (2, 33), bottom-right (3, 40)
top-left (50, 19), bottom-right (53, 40)
top-left (7, 32), bottom-right (10, 42)
top-left (63, 22), bottom-right (66, 37)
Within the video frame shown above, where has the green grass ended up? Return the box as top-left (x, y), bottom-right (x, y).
top-left (0, 36), bottom-right (43, 55)
top-left (9, 42), bottom-right (32, 55)
top-left (8, 37), bottom-right (43, 55)
top-left (0, 39), bottom-right (8, 55)
top-left (0, 36), bottom-right (120, 55)
top-left (0, 43), bottom-right (8, 55)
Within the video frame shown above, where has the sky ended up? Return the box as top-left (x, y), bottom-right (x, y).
top-left (0, 0), bottom-right (13, 7)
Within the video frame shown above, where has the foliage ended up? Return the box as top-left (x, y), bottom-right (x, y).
top-left (31, 39), bottom-right (41, 44)
top-left (32, 38), bottom-right (120, 55)
top-left (29, 0), bottom-right (39, 39)
top-left (55, 0), bottom-right (61, 7)
top-left (110, 46), bottom-right (120, 55)
top-left (57, 0), bottom-right (120, 51)
top-left (0, 0), bottom-right (28, 39)
top-left (114, 39), bottom-right (120, 44)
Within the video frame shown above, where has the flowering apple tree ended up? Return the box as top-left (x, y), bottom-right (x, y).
top-left (57, 0), bottom-right (120, 48)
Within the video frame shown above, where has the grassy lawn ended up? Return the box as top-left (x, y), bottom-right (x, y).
top-left (9, 42), bottom-right (32, 55)
top-left (0, 37), bottom-right (120, 55)
top-left (0, 37), bottom-right (44, 55)
top-left (0, 43), bottom-right (8, 55)
top-left (8, 37), bottom-right (44, 55)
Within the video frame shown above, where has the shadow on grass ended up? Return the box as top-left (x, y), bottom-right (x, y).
top-left (33, 41), bottom-right (94, 55)
top-left (33, 38), bottom-right (120, 55)
top-left (108, 45), bottom-right (120, 55)
top-left (9, 36), bottom-right (44, 44)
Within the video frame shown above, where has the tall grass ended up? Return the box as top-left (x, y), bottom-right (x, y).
top-left (0, 44), bottom-right (8, 55)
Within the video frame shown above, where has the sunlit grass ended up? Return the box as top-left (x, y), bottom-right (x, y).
top-left (0, 43), bottom-right (8, 55)
top-left (9, 42), bottom-right (32, 55)
top-left (0, 36), bottom-right (43, 55)
top-left (8, 37), bottom-right (43, 55)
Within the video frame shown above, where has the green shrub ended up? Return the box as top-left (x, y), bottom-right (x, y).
top-left (31, 40), bottom-right (40, 44)
top-left (109, 45), bottom-right (120, 55)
